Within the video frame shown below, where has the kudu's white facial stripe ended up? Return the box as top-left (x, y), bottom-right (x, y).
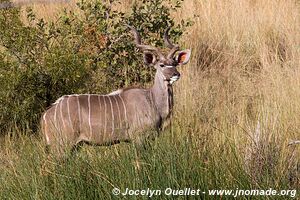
top-left (159, 67), bottom-right (180, 84)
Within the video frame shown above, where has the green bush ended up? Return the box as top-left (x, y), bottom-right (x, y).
top-left (0, 0), bottom-right (189, 133)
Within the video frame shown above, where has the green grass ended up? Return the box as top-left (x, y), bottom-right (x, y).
top-left (0, 119), bottom-right (298, 199)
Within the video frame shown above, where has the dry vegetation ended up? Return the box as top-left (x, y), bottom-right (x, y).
top-left (0, 0), bottom-right (300, 199)
top-left (177, 0), bottom-right (300, 183)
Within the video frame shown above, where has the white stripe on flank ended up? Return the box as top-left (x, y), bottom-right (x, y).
top-left (54, 102), bottom-right (59, 128)
top-left (165, 65), bottom-right (174, 68)
top-left (43, 112), bottom-right (47, 121)
top-left (53, 96), bottom-right (65, 105)
top-left (134, 103), bottom-right (140, 127)
top-left (108, 95), bottom-right (114, 134)
top-left (113, 95), bottom-right (121, 129)
top-left (45, 133), bottom-right (50, 144)
top-left (103, 96), bottom-right (107, 134)
top-left (60, 97), bottom-right (66, 129)
top-left (119, 94), bottom-right (127, 126)
top-left (149, 90), bottom-right (155, 118)
top-left (43, 112), bottom-right (50, 144)
top-left (98, 95), bottom-right (102, 128)
top-left (88, 94), bottom-right (92, 139)
top-left (67, 96), bottom-right (74, 133)
top-left (77, 95), bottom-right (82, 132)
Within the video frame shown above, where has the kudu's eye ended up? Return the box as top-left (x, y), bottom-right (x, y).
top-left (159, 64), bottom-right (165, 68)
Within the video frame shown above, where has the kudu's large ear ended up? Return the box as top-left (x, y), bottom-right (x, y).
top-left (176, 49), bottom-right (191, 65)
top-left (143, 52), bottom-right (156, 66)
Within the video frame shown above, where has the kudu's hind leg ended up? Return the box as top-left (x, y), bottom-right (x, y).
top-left (70, 133), bottom-right (93, 154)
top-left (132, 129), bottom-right (159, 152)
top-left (71, 140), bottom-right (86, 155)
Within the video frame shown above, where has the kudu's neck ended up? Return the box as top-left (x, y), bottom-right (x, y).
top-left (150, 70), bottom-right (174, 120)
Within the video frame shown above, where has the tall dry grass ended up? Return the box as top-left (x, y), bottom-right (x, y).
top-left (175, 0), bottom-right (300, 183)
top-left (0, 0), bottom-right (299, 198)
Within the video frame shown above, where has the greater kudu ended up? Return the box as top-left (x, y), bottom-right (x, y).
top-left (41, 25), bottom-right (191, 153)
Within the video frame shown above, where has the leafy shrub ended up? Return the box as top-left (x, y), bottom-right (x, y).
top-left (0, 0), bottom-right (189, 133)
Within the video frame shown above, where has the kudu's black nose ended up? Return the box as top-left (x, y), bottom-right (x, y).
top-left (173, 71), bottom-right (180, 77)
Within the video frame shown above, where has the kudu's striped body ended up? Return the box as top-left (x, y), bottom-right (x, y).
top-left (41, 26), bottom-right (191, 153)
